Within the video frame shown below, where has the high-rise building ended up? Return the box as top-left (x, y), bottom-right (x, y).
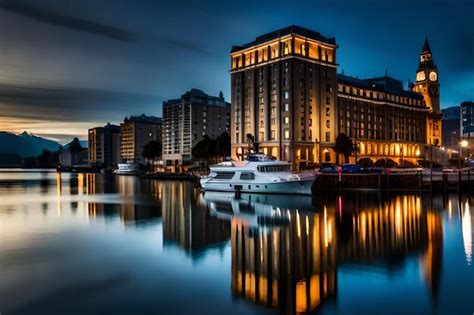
top-left (230, 25), bottom-right (338, 166)
top-left (88, 123), bottom-right (121, 167)
top-left (162, 89), bottom-right (230, 165)
top-left (461, 101), bottom-right (474, 138)
top-left (442, 106), bottom-right (460, 148)
top-left (120, 115), bottom-right (162, 163)
top-left (412, 38), bottom-right (443, 146)
top-left (230, 26), bottom-right (443, 166)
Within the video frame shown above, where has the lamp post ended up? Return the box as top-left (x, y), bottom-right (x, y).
top-left (459, 140), bottom-right (468, 169)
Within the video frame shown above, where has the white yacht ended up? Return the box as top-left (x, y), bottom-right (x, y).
top-left (200, 154), bottom-right (316, 195)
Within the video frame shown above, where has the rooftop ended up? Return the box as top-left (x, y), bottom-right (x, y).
top-left (231, 25), bottom-right (336, 53)
top-left (164, 89), bottom-right (230, 108)
top-left (124, 114), bottom-right (162, 124)
top-left (338, 74), bottom-right (424, 100)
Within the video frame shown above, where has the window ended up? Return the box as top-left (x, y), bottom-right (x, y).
top-left (326, 96), bottom-right (330, 105)
top-left (214, 172), bottom-right (235, 180)
top-left (284, 117), bottom-right (290, 124)
top-left (284, 103), bottom-right (289, 111)
top-left (326, 120), bottom-right (330, 128)
top-left (240, 172), bottom-right (255, 180)
top-left (284, 91), bottom-right (289, 99)
top-left (284, 129), bottom-right (290, 140)
top-left (326, 107), bottom-right (331, 117)
top-left (326, 132), bottom-right (330, 142)
top-left (271, 130), bottom-right (275, 140)
top-left (257, 165), bottom-right (291, 172)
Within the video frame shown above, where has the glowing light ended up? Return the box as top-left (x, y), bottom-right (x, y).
top-left (460, 140), bottom-right (468, 148)
top-left (462, 201), bottom-right (472, 265)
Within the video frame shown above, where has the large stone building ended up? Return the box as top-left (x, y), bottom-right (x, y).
top-left (230, 25), bottom-right (338, 165)
top-left (88, 123), bottom-right (121, 167)
top-left (120, 114), bottom-right (162, 163)
top-left (230, 25), bottom-right (442, 166)
top-left (162, 89), bottom-right (230, 165)
top-left (337, 75), bottom-right (426, 163)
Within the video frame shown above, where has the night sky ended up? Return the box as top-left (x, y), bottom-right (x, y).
top-left (0, 0), bottom-right (472, 143)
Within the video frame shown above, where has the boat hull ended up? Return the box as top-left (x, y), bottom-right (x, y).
top-left (200, 178), bottom-right (314, 195)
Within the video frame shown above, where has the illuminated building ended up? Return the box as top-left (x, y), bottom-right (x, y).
top-left (337, 75), bottom-right (426, 163)
top-left (412, 38), bottom-right (443, 147)
top-left (120, 114), bottom-right (162, 163)
top-left (88, 123), bottom-right (121, 167)
top-left (230, 25), bottom-right (338, 166)
top-left (162, 89), bottom-right (230, 166)
top-left (230, 26), bottom-right (443, 166)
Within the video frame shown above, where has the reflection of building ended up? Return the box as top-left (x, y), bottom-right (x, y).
top-left (231, 209), bottom-right (337, 313)
top-left (442, 106), bottom-right (460, 148)
top-left (120, 114), bottom-right (162, 163)
top-left (88, 123), bottom-right (121, 167)
top-left (230, 26), bottom-right (338, 166)
top-left (161, 182), bottom-right (230, 253)
top-left (85, 173), bottom-right (162, 224)
top-left (162, 89), bottom-right (230, 166)
top-left (230, 26), bottom-right (442, 166)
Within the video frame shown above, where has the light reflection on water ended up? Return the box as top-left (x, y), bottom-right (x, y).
top-left (0, 170), bottom-right (472, 315)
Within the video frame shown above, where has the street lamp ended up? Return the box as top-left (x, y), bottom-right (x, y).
top-left (459, 140), bottom-right (468, 169)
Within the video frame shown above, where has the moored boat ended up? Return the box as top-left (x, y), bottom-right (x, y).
top-left (200, 154), bottom-right (316, 195)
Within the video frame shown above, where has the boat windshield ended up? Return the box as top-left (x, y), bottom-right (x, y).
top-left (257, 165), bottom-right (291, 172)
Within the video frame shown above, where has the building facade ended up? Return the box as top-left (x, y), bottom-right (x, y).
top-left (230, 26), bottom-right (442, 166)
top-left (88, 123), bottom-right (121, 167)
top-left (461, 101), bottom-right (474, 138)
top-left (162, 89), bottom-right (230, 165)
top-left (230, 25), bottom-right (338, 167)
top-left (442, 106), bottom-right (460, 148)
top-left (120, 115), bottom-right (162, 163)
top-left (337, 75), bottom-right (426, 163)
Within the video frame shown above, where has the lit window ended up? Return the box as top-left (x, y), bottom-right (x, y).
top-left (284, 91), bottom-right (289, 99)
top-left (284, 129), bottom-right (290, 140)
top-left (284, 103), bottom-right (289, 111)
top-left (284, 117), bottom-right (290, 124)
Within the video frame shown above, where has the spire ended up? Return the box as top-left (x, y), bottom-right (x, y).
top-left (421, 37), bottom-right (432, 54)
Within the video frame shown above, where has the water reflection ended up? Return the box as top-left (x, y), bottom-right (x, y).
top-left (0, 171), bottom-right (473, 315)
top-left (199, 192), bottom-right (449, 313)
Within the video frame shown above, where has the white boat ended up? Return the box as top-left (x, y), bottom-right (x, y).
top-left (114, 162), bottom-right (140, 175)
top-left (200, 154), bottom-right (316, 195)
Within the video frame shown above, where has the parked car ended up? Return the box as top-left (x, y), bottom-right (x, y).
top-left (361, 166), bottom-right (384, 173)
top-left (341, 164), bottom-right (361, 173)
top-left (320, 163), bottom-right (337, 173)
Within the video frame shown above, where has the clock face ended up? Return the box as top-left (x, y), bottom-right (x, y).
top-left (416, 71), bottom-right (426, 81)
top-left (429, 71), bottom-right (437, 81)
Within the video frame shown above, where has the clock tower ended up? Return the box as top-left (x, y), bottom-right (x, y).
top-left (413, 37), bottom-right (440, 111)
top-left (412, 37), bottom-right (442, 146)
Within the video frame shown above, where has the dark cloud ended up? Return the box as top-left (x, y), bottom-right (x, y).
top-left (0, 0), bottom-right (137, 42)
top-left (0, 84), bottom-right (161, 122)
top-left (161, 38), bottom-right (212, 56)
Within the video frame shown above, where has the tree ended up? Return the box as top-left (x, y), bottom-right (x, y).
top-left (334, 133), bottom-right (354, 164)
top-left (216, 132), bottom-right (231, 157)
top-left (142, 140), bottom-right (162, 166)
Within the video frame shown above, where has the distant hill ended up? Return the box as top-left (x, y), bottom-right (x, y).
top-left (0, 131), bottom-right (61, 157)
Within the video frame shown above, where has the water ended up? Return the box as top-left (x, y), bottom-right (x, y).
top-left (0, 170), bottom-right (472, 315)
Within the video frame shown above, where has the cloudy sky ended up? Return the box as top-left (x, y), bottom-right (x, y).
top-left (0, 0), bottom-right (472, 143)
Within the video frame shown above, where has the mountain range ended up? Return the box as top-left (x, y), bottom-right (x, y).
top-left (0, 131), bottom-right (62, 157)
